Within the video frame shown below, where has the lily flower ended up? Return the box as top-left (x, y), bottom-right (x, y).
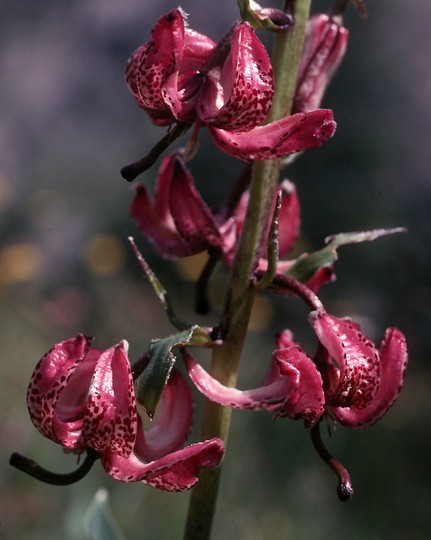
top-left (183, 312), bottom-right (407, 431)
top-left (293, 14), bottom-right (349, 113)
top-left (24, 335), bottom-right (223, 490)
top-left (124, 8), bottom-right (336, 169)
top-left (309, 311), bottom-right (408, 429)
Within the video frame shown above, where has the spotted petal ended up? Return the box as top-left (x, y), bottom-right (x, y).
top-left (196, 22), bottom-right (274, 131)
top-left (27, 334), bottom-right (91, 446)
top-left (82, 341), bottom-right (137, 458)
top-left (309, 311), bottom-right (381, 410)
top-left (332, 328), bottom-right (408, 429)
top-left (102, 438), bottom-right (224, 491)
top-left (209, 109), bottom-right (336, 160)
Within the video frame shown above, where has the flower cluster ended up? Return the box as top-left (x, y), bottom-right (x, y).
top-left (11, 5), bottom-right (408, 504)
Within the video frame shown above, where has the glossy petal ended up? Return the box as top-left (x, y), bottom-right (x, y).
top-left (27, 334), bottom-right (91, 446)
top-left (209, 109), bottom-right (336, 160)
top-left (197, 22), bottom-right (274, 131)
top-left (168, 155), bottom-right (224, 250)
top-left (102, 438), bottom-right (224, 491)
top-left (131, 155), bottom-right (210, 258)
top-left (309, 311), bottom-right (381, 409)
top-left (294, 15), bottom-right (349, 113)
top-left (134, 370), bottom-right (194, 461)
top-left (276, 180), bottom-right (301, 259)
top-left (332, 328), bottom-right (408, 428)
top-left (273, 345), bottom-right (325, 426)
top-left (184, 352), bottom-right (292, 410)
top-left (83, 341), bottom-right (137, 458)
top-left (125, 9), bottom-right (215, 125)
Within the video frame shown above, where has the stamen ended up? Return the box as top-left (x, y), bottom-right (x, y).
top-left (310, 422), bottom-right (354, 501)
top-left (9, 449), bottom-right (99, 486)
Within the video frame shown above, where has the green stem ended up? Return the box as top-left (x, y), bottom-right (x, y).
top-left (183, 2), bottom-right (311, 538)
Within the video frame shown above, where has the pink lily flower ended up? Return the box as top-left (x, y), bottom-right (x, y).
top-left (26, 334), bottom-right (223, 490)
top-left (125, 8), bottom-right (336, 162)
top-left (293, 14), bottom-right (349, 113)
top-left (309, 311), bottom-right (408, 429)
top-left (183, 312), bottom-right (407, 431)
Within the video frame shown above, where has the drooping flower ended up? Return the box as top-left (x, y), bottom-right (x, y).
top-left (293, 14), bottom-right (349, 113)
top-left (25, 334), bottom-right (223, 490)
top-left (183, 313), bottom-right (407, 431)
top-left (124, 8), bottom-right (336, 167)
top-left (309, 312), bottom-right (408, 428)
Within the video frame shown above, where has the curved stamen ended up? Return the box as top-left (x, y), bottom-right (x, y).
top-left (9, 449), bottom-right (100, 486)
top-left (310, 421), bottom-right (354, 501)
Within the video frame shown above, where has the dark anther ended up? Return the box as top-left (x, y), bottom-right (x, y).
top-left (121, 122), bottom-right (190, 181)
top-left (310, 421), bottom-right (354, 502)
top-left (9, 448), bottom-right (100, 485)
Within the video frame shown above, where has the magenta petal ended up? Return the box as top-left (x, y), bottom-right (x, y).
top-left (102, 438), bottom-right (224, 491)
top-left (273, 346), bottom-right (325, 426)
top-left (134, 370), bottom-right (194, 461)
top-left (27, 334), bottom-right (91, 444)
top-left (185, 352), bottom-right (291, 410)
top-left (332, 328), bottom-right (408, 429)
top-left (197, 22), bottom-right (274, 131)
top-left (83, 341), bottom-right (137, 458)
top-left (125, 9), bottom-right (187, 125)
top-left (310, 311), bottom-right (381, 409)
top-left (131, 154), bottom-right (208, 258)
top-left (168, 155), bottom-right (224, 250)
top-left (209, 109), bottom-right (336, 160)
top-left (294, 15), bottom-right (349, 113)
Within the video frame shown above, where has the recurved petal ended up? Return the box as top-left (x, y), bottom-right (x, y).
top-left (197, 22), bottom-right (274, 131)
top-left (310, 311), bottom-right (381, 410)
top-left (125, 9), bottom-right (187, 123)
top-left (82, 341), bottom-right (137, 458)
top-left (27, 334), bottom-right (91, 444)
top-left (102, 438), bottom-right (224, 491)
top-left (134, 370), bottom-right (194, 461)
top-left (208, 109), bottom-right (336, 160)
top-left (184, 352), bottom-right (292, 410)
top-left (332, 328), bottom-right (408, 429)
top-left (168, 154), bottom-right (224, 250)
top-left (273, 345), bottom-right (325, 426)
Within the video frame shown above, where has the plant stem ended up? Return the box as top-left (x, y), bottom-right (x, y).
top-left (183, 2), bottom-right (311, 538)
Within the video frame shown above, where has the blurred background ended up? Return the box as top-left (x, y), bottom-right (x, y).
top-left (1, 0), bottom-right (430, 539)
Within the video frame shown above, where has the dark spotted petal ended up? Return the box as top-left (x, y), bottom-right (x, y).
top-left (310, 311), bottom-right (381, 410)
top-left (332, 328), bottom-right (408, 429)
top-left (83, 341), bottom-right (137, 458)
top-left (27, 334), bottom-right (91, 445)
top-left (102, 438), bottom-right (224, 491)
top-left (197, 22), bottom-right (274, 131)
top-left (208, 109), bottom-right (336, 160)
top-left (125, 9), bottom-right (187, 125)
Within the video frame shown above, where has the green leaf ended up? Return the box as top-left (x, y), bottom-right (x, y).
top-left (136, 326), bottom-right (220, 417)
top-left (286, 227), bottom-right (406, 283)
top-left (85, 489), bottom-right (126, 540)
